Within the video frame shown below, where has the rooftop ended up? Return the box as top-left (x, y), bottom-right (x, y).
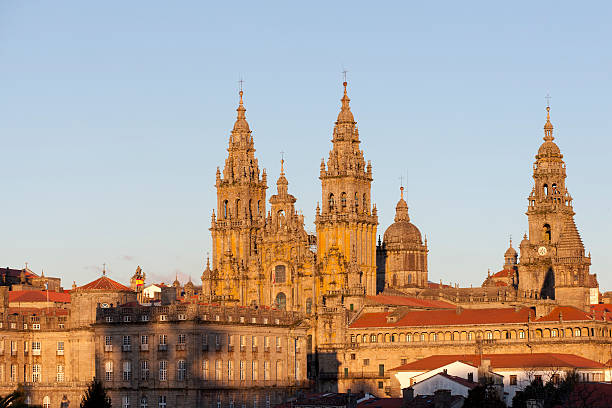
top-left (390, 353), bottom-right (606, 372)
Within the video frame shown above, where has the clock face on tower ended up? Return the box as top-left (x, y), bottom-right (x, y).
top-left (538, 246), bottom-right (548, 256)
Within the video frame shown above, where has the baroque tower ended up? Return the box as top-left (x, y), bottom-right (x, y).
top-left (259, 160), bottom-right (316, 312)
top-left (517, 106), bottom-right (597, 308)
top-left (315, 81), bottom-right (378, 297)
top-left (209, 89), bottom-right (267, 305)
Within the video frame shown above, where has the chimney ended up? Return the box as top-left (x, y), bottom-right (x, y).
top-left (433, 390), bottom-right (451, 408)
top-left (401, 387), bottom-right (414, 408)
top-left (478, 359), bottom-right (491, 381)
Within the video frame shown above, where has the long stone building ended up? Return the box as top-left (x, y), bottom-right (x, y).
top-left (1, 80), bottom-right (609, 406)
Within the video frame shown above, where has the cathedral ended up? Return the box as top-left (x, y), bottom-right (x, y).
top-left (201, 81), bottom-right (598, 312)
top-left (0, 80), bottom-right (608, 407)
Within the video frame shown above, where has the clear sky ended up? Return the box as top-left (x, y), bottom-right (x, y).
top-left (1, 1), bottom-right (611, 290)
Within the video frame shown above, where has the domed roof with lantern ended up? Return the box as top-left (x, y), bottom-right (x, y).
top-left (383, 187), bottom-right (423, 245)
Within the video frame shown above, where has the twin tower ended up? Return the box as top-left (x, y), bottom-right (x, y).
top-left (201, 82), bottom-right (427, 313)
top-left (201, 81), bottom-right (597, 311)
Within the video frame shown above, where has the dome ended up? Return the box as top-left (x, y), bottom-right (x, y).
top-left (504, 246), bottom-right (518, 257)
top-left (383, 187), bottom-right (423, 245)
top-left (336, 82), bottom-right (355, 123)
top-left (537, 140), bottom-right (561, 157)
top-left (383, 220), bottom-right (422, 245)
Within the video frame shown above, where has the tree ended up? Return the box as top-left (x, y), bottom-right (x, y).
top-left (0, 385), bottom-right (42, 408)
top-left (463, 379), bottom-right (507, 408)
top-left (80, 379), bottom-right (112, 408)
top-left (511, 371), bottom-right (599, 408)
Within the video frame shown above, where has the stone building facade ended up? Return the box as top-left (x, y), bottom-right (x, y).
top-left (1, 80), bottom-right (609, 405)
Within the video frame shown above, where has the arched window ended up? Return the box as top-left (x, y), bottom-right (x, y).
top-left (235, 199), bottom-right (241, 218)
top-left (140, 396), bottom-right (148, 408)
top-left (257, 200), bottom-right (261, 215)
top-left (407, 274), bottom-right (412, 284)
top-left (305, 298), bottom-right (312, 315)
top-left (542, 224), bottom-right (551, 242)
top-left (392, 274), bottom-right (397, 287)
top-left (275, 292), bottom-right (286, 310)
top-left (363, 194), bottom-right (367, 210)
top-left (249, 199), bottom-right (253, 219)
top-left (274, 265), bottom-right (286, 284)
top-left (354, 192), bottom-right (359, 209)
top-left (552, 183), bottom-right (558, 194)
top-left (43, 396), bottom-right (50, 408)
top-left (543, 184), bottom-right (549, 196)
top-left (341, 192), bottom-right (347, 209)
top-left (223, 200), bottom-right (228, 219)
top-left (328, 194), bottom-right (335, 211)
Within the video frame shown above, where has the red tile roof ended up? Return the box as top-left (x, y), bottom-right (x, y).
top-left (357, 398), bottom-right (403, 408)
top-left (9, 290), bottom-right (70, 303)
top-left (491, 269), bottom-right (513, 278)
top-left (536, 306), bottom-right (592, 322)
top-left (390, 353), bottom-right (605, 372)
top-left (77, 276), bottom-right (131, 291)
top-left (427, 282), bottom-right (452, 289)
top-left (349, 307), bottom-right (533, 328)
top-left (7, 307), bottom-right (69, 316)
top-left (366, 295), bottom-right (455, 309)
top-left (433, 373), bottom-right (479, 389)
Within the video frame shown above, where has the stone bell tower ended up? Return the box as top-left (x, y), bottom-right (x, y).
top-left (209, 89), bottom-right (267, 305)
top-left (518, 106), bottom-right (597, 308)
top-left (315, 80), bottom-right (378, 298)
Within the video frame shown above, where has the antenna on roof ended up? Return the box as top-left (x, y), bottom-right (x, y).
top-left (102, 263), bottom-right (106, 276)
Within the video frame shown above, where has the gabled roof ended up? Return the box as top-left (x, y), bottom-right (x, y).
top-left (2, 267), bottom-right (38, 279)
top-left (77, 276), bottom-right (131, 292)
top-left (419, 372), bottom-right (478, 390)
top-left (536, 306), bottom-right (592, 322)
top-left (349, 307), bottom-right (532, 328)
top-left (366, 295), bottom-right (455, 309)
top-left (9, 290), bottom-right (70, 303)
top-left (390, 353), bottom-right (605, 372)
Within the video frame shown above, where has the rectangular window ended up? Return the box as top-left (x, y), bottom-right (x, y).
top-left (56, 364), bottom-right (65, 382)
top-left (32, 323), bottom-right (40, 330)
top-left (141, 315), bottom-right (149, 322)
top-left (159, 360), bottom-right (167, 381)
top-left (240, 360), bottom-right (245, 380)
top-left (0, 364), bottom-right (4, 383)
top-left (378, 364), bottom-right (385, 377)
top-left (123, 315), bottom-right (131, 322)
top-left (123, 336), bottom-right (131, 351)
top-left (363, 359), bottom-right (370, 366)
top-left (264, 361), bottom-right (270, 380)
top-left (202, 334), bottom-right (208, 345)
top-left (105, 361), bottom-right (113, 381)
top-left (215, 334), bottom-right (221, 346)
top-left (215, 360), bottom-right (222, 380)
top-left (123, 396), bottom-right (130, 408)
top-left (264, 336), bottom-right (270, 348)
top-left (123, 360), bottom-right (132, 381)
top-left (228, 360), bottom-right (234, 380)
top-left (10, 341), bottom-right (17, 355)
top-left (32, 364), bottom-right (41, 382)
top-left (510, 375), bottom-right (517, 386)
top-left (140, 360), bottom-right (149, 380)
top-left (32, 341), bottom-right (41, 356)
top-left (57, 341), bottom-right (64, 355)
top-left (178, 334), bottom-right (186, 344)
top-left (10, 364), bottom-right (17, 382)
top-left (202, 360), bottom-right (209, 380)
top-left (252, 361), bottom-right (258, 381)
top-left (177, 360), bottom-right (186, 381)
top-left (158, 396), bottom-right (166, 408)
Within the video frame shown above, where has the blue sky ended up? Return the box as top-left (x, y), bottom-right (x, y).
top-left (1, 1), bottom-right (611, 289)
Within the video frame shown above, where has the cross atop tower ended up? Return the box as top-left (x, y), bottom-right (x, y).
top-left (238, 77), bottom-right (244, 92)
top-left (342, 68), bottom-right (348, 83)
top-left (545, 93), bottom-right (551, 107)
